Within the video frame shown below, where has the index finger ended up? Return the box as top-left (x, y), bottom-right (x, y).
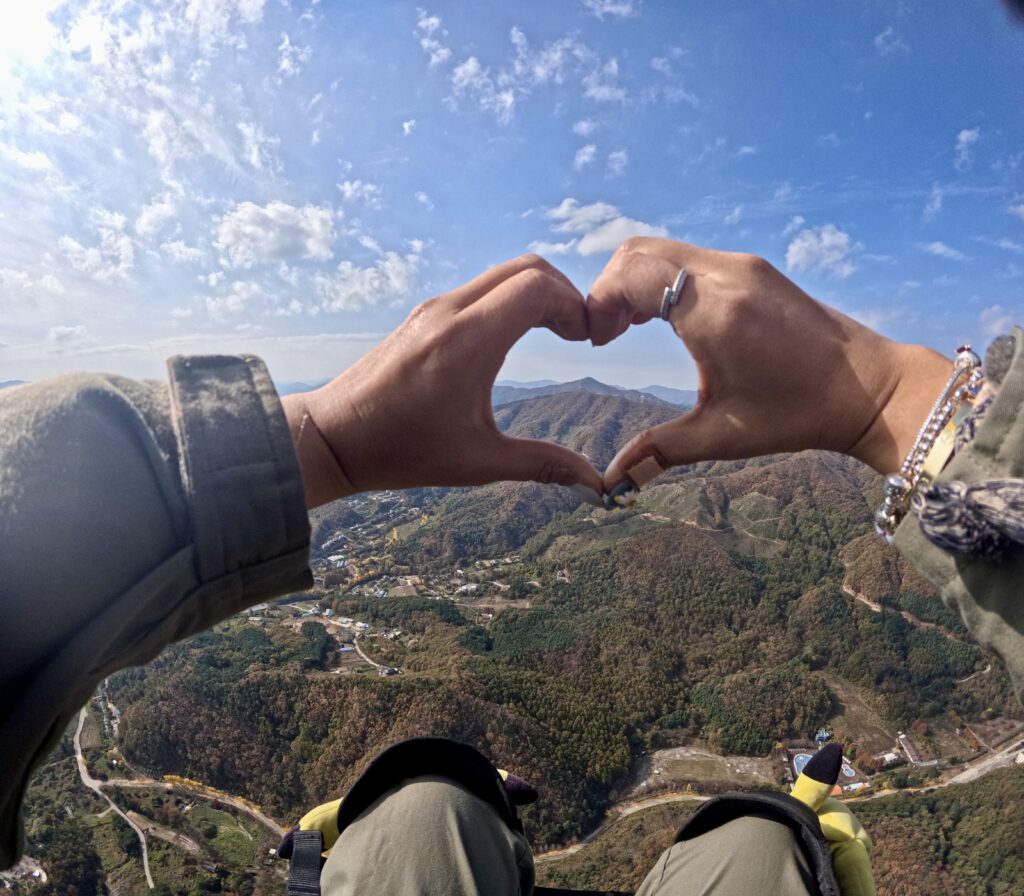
top-left (585, 239), bottom-right (718, 345)
top-left (444, 253), bottom-right (577, 311)
top-left (460, 266), bottom-right (589, 358)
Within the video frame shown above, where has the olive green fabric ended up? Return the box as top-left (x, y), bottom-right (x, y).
top-left (320, 776), bottom-right (535, 896)
top-left (319, 781), bottom-right (815, 896)
top-left (894, 325), bottom-right (1024, 698)
top-left (636, 816), bottom-right (817, 896)
top-left (0, 356), bottom-right (312, 870)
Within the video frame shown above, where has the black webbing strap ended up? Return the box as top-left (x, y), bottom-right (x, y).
top-left (675, 791), bottom-right (839, 896)
top-left (286, 829), bottom-right (323, 896)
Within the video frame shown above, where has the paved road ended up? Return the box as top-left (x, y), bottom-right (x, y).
top-left (535, 732), bottom-right (1024, 864)
top-left (75, 709), bottom-right (154, 889)
top-left (108, 778), bottom-right (285, 837)
top-left (535, 791), bottom-right (705, 863)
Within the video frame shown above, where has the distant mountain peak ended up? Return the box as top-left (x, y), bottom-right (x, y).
top-left (491, 378), bottom-right (695, 409)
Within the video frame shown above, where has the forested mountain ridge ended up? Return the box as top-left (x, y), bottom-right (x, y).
top-left (491, 377), bottom-right (689, 409)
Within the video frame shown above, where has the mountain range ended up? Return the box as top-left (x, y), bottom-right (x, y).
top-left (276, 376), bottom-right (697, 409)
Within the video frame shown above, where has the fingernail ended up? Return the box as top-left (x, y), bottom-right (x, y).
top-left (604, 479), bottom-right (639, 510)
top-left (567, 484), bottom-right (605, 508)
top-left (625, 456), bottom-right (665, 488)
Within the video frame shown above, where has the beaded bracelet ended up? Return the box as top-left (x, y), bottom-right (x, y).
top-left (873, 346), bottom-right (986, 542)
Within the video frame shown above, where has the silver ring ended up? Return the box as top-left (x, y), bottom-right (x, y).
top-left (659, 268), bottom-right (688, 321)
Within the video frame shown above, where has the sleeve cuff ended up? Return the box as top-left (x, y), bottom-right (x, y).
top-left (166, 354), bottom-right (311, 592)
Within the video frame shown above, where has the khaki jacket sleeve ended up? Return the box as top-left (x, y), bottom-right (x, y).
top-left (0, 355), bottom-right (312, 868)
top-left (893, 326), bottom-right (1024, 698)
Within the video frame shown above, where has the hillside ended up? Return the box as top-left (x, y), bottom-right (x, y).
top-left (536, 767), bottom-right (1024, 894)
top-left (492, 377), bottom-right (687, 409)
top-left (495, 391), bottom-right (681, 466)
top-left (23, 389), bottom-right (1023, 894)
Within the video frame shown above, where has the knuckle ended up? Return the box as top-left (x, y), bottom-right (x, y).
top-left (737, 252), bottom-right (775, 280)
top-left (514, 266), bottom-right (552, 292)
top-left (517, 252), bottom-right (545, 269)
top-left (634, 428), bottom-right (671, 468)
top-left (619, 236), bottom-right (649, 255)
top-left (406, 297), bottom-right (438, 321)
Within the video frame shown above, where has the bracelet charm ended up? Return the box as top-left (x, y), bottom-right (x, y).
top-left (873, 346), bottom-right (984, 542)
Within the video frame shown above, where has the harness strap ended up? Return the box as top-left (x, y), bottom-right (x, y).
top-left (676, 791), bottom-right (839, 896)
top-left (286, 829), bottom-right (323, 896)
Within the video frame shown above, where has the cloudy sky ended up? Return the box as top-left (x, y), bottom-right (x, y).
top-left (1, 0), bottom-right (1022, 388)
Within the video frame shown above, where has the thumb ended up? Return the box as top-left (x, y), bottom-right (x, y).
top-left (603, 407), bottom-right (725, 493)
top-left (491, 435), bottom-right (604, 494)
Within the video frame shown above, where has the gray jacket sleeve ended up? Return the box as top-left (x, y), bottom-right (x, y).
top-left (894, 326), bottom-right (1024, 698)
top-left (0, 355), bottom-right (312, 869)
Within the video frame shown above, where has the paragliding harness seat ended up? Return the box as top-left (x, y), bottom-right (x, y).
top-left (284, 737), bottom-right (839, 896)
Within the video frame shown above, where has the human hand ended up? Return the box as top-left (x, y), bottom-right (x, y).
top-left (282, 255), bottom-right (604, 508)
top-left (586, 238), bottom-right (954, 492)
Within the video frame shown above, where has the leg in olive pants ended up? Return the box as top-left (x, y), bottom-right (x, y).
top-left (320, 778), bottom-right (816, 896)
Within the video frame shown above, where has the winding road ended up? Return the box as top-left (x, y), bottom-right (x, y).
top-left (75, 708), bottom-right (155, 889)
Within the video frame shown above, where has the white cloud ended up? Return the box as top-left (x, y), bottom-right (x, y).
top-left (785, 223), bottom-right (857, 278)
top-left (528, 239), bottom-right (578, 255)
top-left (215, 201), bottom-right (334, 268)
top-left (238, 121), bottom-right (278, 171)
top-left (315, 251), bottom-right (421, 312)
top-left (59, 209), bottom-right (135, 282)
top-left (992, 237), bottom-right (1024, 254)
top-left (358, 234), bottom-right (382, 253)
top-left (782, 215), bottom-right (805, 237)
top-left (0, 144), bottom-right (54, 172)
top-left (923, 183), bottom-right (944, 220)
top-left (734, 145), bottom-right (758, 158)
top-left (277, 33), bottom-right (311, 78)
top-left (724, 204), bottom-right (743, 225)
top-left (161, 239), bottom-right (205, 264)
top-left (955, 127), bottom-right (980, 171)
top-left (576, 216), bottom-right (667, 254)
top-left (606, 149), bottom-right (628, 176)
top-left (574, 143), bottom-right (597, 170)
top-left (818, 132), bottom-right (840, 148)
top-left (546, 198), bottom-right (620, 233)
top-left (650, 56), bottom-right (673, 77)
top-left (451, 57), bottom-right (515, 123)
top-left (582, 0), bottom-right (637, 19)
top-left (338, 179), bottom-right (383, 208)
top-left (402, 119), bottom-right (417, 136)
top-left (47, 325), bottom-right (95, 349)
top-left (205, 279), bottom-right (264, 318)
top-left (583, 59), bottom-right (626, 102)
top-left (1007, 202), bottom-right (1024, 220)
top-left (538, 198), bottom-right (665, 255)
top-left (0, 268), bottom-right (65, 295)
top-left (919, 240), bottom-right (967, 261)
top-left (874, 26), bottom-right (908, 55)
top-left (509, 29), bottom-right (591, 87)
top-left (572, 118), bottom-right (596, 137)
top-left (181, 0), bottom-right (268, 49)
top-left (135, 193), bottom-right (177, 237)
top-left (414, 190), bottom-right (434, 210)
top-left (416, 9), bottom-right (452, 67)
top-left (980, 305), bottom-right (1015, 338)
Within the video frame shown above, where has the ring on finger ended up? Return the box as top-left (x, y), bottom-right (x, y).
top-left (659, 268), bottom-right (688, 321)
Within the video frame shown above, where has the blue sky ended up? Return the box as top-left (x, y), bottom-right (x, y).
top-left (0, 0), bottom-right (1021, 389)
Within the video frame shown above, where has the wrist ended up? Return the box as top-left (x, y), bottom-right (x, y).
top-left (282, 391), bottom-right (358, 508)
top-left (849, 343), bottom-right (955, 475)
